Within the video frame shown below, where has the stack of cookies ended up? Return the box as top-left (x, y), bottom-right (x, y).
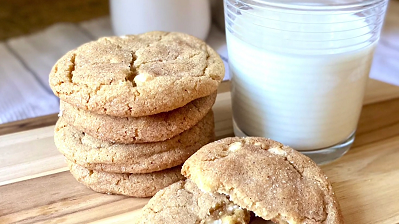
top-left (49, 31), bottom-right (225, 197)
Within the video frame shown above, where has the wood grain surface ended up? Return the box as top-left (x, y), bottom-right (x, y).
top-left (1, 80), bottom-right (399, 223)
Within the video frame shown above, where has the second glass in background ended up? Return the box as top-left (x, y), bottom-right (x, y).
top-left (110, 0), bottom-right (211, 40)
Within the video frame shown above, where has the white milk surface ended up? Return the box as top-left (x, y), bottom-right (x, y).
top-left (228, 11), bottom-right (376, 150)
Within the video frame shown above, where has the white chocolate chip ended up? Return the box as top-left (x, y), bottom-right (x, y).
top-left (228, 142), bottom-right (242, 152)
top-left (269, 147), bottom-right (287, 156)
top-left (204, 203), bottom-right (245, 224)
top-left (227, 204), bottom-right (240, 212)
top-left (134, 73), bottom-right (154, 86)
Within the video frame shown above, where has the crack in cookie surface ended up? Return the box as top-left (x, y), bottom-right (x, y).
top-left (126, 52), bottom-right (138, 86)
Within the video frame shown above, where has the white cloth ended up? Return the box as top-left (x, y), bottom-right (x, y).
top-left (369, 1), bottom-right (399, 86)
top-left (7, 24), bottom-right (92, 90)
top-left (0, 44), bottom-right (59, 123)
top-left (0, 1), bottom-right (398, 123)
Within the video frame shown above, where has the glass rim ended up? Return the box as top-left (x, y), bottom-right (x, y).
top-left (246, 0), bottom-right (387, 11)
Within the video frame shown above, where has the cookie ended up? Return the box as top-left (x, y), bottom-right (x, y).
top-left (182, 137), bottom-right (343, 224)
top-left (67, 160), bottom-right (184, 197)
top-left (55, 111), bottom-right (214, 174)
top-left (49, 31), bottom-right (224, 117)
top-left (136, 180), bottom-right (250, 224)
top-left (59, 92), bottom-right (216, 144)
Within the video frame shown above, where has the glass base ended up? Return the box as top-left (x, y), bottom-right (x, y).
top-left (233, 120), bottom-right (353, 165)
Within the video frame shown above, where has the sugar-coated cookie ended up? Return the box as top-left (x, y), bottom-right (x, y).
top-left (182, 137), bottom-right (344, 224)
top-left (67, 160), bottom-right (184, 197)
top-left (49, 31), bottom-right (224, 117)
top-left (55, 112), bottom-right (214, 174)
top-left (59, 92), bottom-right (216, 144)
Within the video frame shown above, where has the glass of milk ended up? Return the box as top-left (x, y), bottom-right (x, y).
top-left (225, 0), bottom-right (388, 164)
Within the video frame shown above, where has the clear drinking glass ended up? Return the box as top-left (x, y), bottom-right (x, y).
top-left (110, 0), bottom-right (211, 40)
top-left (224, 0), bottom-right (389, 164)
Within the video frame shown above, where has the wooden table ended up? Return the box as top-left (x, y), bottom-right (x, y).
top-left (1, 79), bottom-right (399, 224)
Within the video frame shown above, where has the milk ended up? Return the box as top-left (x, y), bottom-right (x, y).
top-left (227, 10), bottom-right (377, 150)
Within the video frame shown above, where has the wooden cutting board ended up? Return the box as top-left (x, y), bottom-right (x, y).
top-left (1, 79), bottom-right (399, 224)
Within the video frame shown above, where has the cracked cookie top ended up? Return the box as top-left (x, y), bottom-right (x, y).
top-left (182, 137), bottom-right (344, 224)
top-left (49, 31), bottom-right (224, 117)
top-left (136, 180), bottom-right (250, 224)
